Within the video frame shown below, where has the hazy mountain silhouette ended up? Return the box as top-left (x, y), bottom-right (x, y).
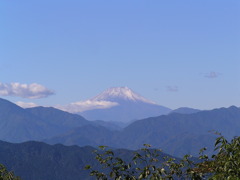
top-left (44, 125), bottom-right (118, 147)
top-left (170, 107), bottom-right (201, 114)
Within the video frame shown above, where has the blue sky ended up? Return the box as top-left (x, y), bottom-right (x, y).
top-left (0, 0), bottom-right (240, 110)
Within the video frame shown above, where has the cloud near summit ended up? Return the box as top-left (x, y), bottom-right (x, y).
top-left (0, 82), bottom-right (54, 99)
top-left (15, 101), bottom-right (39, 108)
top-left (56, 100), bottom-right (119, 113)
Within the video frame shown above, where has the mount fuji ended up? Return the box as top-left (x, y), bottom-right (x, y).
top-left (79, 87), bottom-right (172, 123)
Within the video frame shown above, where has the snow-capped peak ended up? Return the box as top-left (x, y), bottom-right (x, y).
top-left (91, 87), bottom-right (156, 104)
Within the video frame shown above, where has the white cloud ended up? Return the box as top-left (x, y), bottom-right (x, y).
top-left (0, 82), bottom-right (54, 99)
top-left (15, 101), bottom-right (39, 108)
top-left (204, 71), bottom-right (221, 78)
top-left (167, 86), bottom-right (179, 92)
top-left (55, 100), bottom-right (119, 113)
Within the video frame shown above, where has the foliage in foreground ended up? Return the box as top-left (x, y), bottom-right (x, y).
top-left (86, 134), bottom-right (240, 179)
top-left (0, 164), bottom-right (20, 180)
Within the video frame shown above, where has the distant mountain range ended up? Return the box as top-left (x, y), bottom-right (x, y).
top-left (0, 97), bottom-right (239, 157)
top-left (46, 106), bottom-right (240, 157)
top-left (79, 87), bottom-right (172, 122)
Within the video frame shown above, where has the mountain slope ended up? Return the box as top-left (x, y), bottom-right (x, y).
top-left (80, 87), bottom-right (171, 122)
top-left (0, 98), bottom-right (50, 142)
top-left (26, 106), bottom-right (90, 134)
top-left (0, 140), bottom-right (96, 180)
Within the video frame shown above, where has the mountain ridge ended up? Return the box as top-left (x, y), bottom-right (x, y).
top-left (47, 106), bottom-right (240, 157)
top-left (1, 97), bottom-right (239, 157)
